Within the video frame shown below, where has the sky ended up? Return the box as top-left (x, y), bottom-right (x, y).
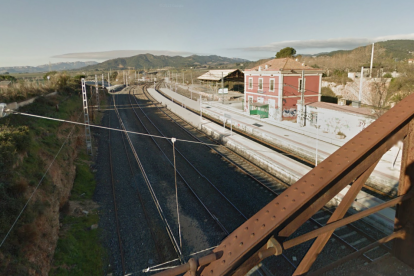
top-left (1, 0), bottom-right (414, 67)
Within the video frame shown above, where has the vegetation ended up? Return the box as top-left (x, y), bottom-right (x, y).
top-left (0, 75), bottom-right (16, 82)
top-left (275, 47), bottom-right (297, 58)
top-left (323, 69), bottom-right (353, 85)
top-left (0, 72), bottom-right (81, 103)
top-left (43, 71), bottom-right (58, 80)
top-left (0, 75), bottom-right (106, 275)
top-left (50, 155), bottom-right (106, 276)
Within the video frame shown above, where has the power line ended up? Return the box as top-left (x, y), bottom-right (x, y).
top-left (0, 112), bottom-right (83, 249)
top-left (6, 110), bottom-right (219, 147)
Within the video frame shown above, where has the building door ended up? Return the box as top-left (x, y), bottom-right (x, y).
top-left (268, 99), bottom-right (276, 119)
top-left (248, 96), bottom-right (253, 111)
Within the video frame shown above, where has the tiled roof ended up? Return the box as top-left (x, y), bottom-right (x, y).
top-left (246, 58), bottom-right (318, 72)
top-left (197, 69), bottom-right (240, 81)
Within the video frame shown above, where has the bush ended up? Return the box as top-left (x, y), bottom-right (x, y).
top-left (43, 71), bottom-right (58, 80)
top-left (383, 73), bottom-right (393, 78)
top-left (0, 75), bottom-right (16, 82)
top-left (0, 126), bottom-right (30, 174)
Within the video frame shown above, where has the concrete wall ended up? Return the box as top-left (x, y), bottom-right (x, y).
top-left (305, 105), bottom-right (375, 138)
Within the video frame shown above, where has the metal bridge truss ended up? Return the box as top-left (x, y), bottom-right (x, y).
top-left (156, 92), bottom-right (414, 275)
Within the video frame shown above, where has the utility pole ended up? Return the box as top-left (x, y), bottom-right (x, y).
top-left (102, 74), bottom-right (104, 88)
top-left (359, 66), bottom-right (364, 102)
top-left (370, 43), bottom-right (375, 78)
top-left (222, 72), bottom-right (224, 104)
top-left (95, 75), bottom-right (100, 111)
top-left (300, 70), bottom-right (305, 127)
top-left (81, 79), bottom-right (93, 155)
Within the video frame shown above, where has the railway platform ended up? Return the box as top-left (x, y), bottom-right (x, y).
top-left (148, 86), bottom-right (398, 233)
top-left (165, 84), bottom-right (401, 197)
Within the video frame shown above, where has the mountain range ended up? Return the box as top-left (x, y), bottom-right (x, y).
top-left (315, 40), bottom-right (414, 60)
top-left (0, 61), bottom-right (98, 74)
top-left (79, 54), bottom-right (249, 71)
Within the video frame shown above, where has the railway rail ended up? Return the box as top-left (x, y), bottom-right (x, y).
top-left (158, 82), bottom-right (394, 200)
top-left (107, 104), bottom-right (127, 275)
top-left (138, 83), bottom-right (392, 275)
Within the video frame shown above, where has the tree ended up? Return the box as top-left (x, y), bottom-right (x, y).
top-left (276, 47), bottom-right (297, 58)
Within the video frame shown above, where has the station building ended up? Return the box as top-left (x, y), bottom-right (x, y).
top-left (197, 69), bottom-right (244, 92)
top-left (243, 58), bottom-right (323, 121)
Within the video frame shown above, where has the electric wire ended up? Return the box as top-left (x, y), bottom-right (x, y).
top-left (0, 111), bottom-right (83, 248)
top-left (6, 110), bottom-right (218, 147)
top-left (112, 94), bottom-right (184, 262)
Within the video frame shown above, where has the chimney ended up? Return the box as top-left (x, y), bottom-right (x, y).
top-left (258, 66), bottom-right (262, 71)
top-left (265, 65), bottom-right (268, 69)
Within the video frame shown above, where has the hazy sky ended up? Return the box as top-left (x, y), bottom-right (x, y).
top-left (1, 0), bottom-right (414, 66)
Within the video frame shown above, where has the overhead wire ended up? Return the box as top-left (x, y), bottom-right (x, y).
top-left (6, 110), bottom-right (218, 147)
top-left (0, 111), bottom-right (83, 248)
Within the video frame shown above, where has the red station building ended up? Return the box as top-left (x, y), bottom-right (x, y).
top-left (243, 58), bottom-right (323, 121)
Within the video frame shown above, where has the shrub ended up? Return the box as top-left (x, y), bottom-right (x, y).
top-left (43, 71), bottom-right (58, 80)
top-left (383, 73), bottom-right (393, 78)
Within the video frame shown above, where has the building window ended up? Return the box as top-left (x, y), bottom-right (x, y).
top-left (249, 78), bottom-right (253, 89)
top-left (258, 78), bottom-right (263, 90)
top-left (270, 79), bottom-right (275, 91)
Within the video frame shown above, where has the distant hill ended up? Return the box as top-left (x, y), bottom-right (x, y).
top-left (0, 61), bottom-right (98, 74)
top-left (316, 40), bottom-right (414, 60)
top-left (80, 54), bottom-right (249, 71)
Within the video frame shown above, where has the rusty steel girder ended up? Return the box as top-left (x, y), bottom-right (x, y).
top-left (183, 93), bottom-right (414, 276)
top-left (150, 93), bottom-right (414, 276)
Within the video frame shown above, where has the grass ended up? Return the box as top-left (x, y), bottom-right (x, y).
top-left (49, 156), bottom-right (106, 276)
top-left (0, 77), bottom-right (106, 275)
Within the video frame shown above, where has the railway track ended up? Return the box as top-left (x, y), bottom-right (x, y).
top-left (138, 83), bottom-right (392, 274)
top-left (122, 86), bottom-right (295, 273)
top-left (112, 93), bottom-right (185, 265)
top-left (107, 104), bottom-right (126, 275)
top-left (158, 82), bottom-right (394, 201)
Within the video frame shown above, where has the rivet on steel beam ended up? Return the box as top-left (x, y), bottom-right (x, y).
top-left (244, 227), bottom-right (248, 231)
top-left (234, 235), bottom-right (238, 240)
top-left (261, 224), bottom-right (265, 229)
top-left (222, 260), bottom-right (225, 264)
top-left (255, 219), bottom-right (259, 223)
top-left (210, 270), bottom-right (214, 274)
top-left (258, 236), bottom-right (283, 260)
top-left (271, 215), bottom-right (276, 220)
top-left (301, 192), bottom-right (305, 196)
top-left (251, 233), bottom-right (255, 237)
top-left (189, 258), bottom-right (197, 276)
top-left (239, 242), bottom-right (244, 246)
